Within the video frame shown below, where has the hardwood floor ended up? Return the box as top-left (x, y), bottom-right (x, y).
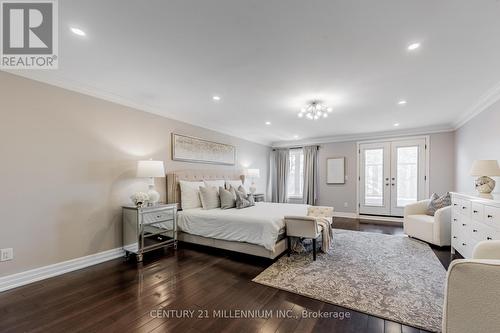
top-left (0, 219), bottom-right (459, 333)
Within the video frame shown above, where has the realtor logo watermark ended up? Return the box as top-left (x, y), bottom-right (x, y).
top-left (1, 0), bottom-right (58, 69)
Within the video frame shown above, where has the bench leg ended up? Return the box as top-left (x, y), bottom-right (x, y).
top-left (287, 236), bottom-right (291, 257)
top-left (312, 238), bottom-right (317, 261)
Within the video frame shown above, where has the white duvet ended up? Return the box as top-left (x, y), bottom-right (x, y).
top-left (177, 202), bottom-right (308, 250)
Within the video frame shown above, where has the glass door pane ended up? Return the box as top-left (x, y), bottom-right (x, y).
top-left (396, 146), bottom-right (418, 207)
top-left (364, 149), bottom-right (384, 206)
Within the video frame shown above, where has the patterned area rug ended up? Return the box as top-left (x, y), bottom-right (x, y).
top-left (253, 229), bottom-right (446, 332)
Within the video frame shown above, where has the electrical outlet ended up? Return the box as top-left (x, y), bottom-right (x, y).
top-left (344, 202), bottom-right (348, 207)
top-left (0, 248), bottom-right (13, 262)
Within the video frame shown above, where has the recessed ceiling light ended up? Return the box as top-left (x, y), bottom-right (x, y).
top-left (393, 123), bottom-right (400, 127)
top-left (212, 96), bottom-right (221, 101)
top-left (265, 121), bottom-right (271, 125)
top-left (70, 27), bottom-right (86, 36)
top-left (398, 100), bottom-right (407, 105)
top-left (407, 42), bottom-right (420, 51)
top-left (293, 135), bottom-right (299, 139)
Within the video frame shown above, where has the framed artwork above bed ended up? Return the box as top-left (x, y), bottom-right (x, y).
top-left (171, 133), bottom-right (236, 165)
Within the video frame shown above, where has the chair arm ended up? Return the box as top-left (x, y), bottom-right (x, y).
top-left (433, 205), bottom-right (452, 246)
top-left (472, 240), bottom-right (500, 259)
top-left (443, 259), bottom-right (500, 333)
top-left (285, 216), bottom-right (319, 238)
top-left (404, 199), bottom-right (430, 217)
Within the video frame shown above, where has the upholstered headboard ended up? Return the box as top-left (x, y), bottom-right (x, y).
top-left (166, 170), bottom-right (244, 206)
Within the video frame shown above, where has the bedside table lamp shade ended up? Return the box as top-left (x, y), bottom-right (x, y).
top-left (137, 160), bottom-right (165, 204)
top-left (245, 168), bottom-right (260, 194)
top-left (470, 160), bottom-right (500, 194)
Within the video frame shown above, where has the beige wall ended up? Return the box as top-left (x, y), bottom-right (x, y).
top-left (455, 100), bottom-right (500, 193)
top-left (317, 132), bottom-right (456, 213)
top-left (0, 72), bottom-right (270, 277)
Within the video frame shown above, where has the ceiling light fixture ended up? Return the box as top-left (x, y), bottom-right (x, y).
top-left (407, 42), bottom-right (420, 51)
top-left (212, 96), bottom-right (221, 101)
top-left (293, 135), bottom-right (299, 139)
top-left (265, 121), bottom-right (271, 125)
top-left (70, 27), bottom-right (86, 36)
top-left (393, 123), bottom-right (400, 127)
top-left (398, 100), bottom-right (407, 105)
top-left (298, 101), bottom-right (332, 120)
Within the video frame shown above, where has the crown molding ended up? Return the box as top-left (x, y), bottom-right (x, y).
top-left (271, 125), bottom-right (454, 148)
top-left (1, 70), bottom-right (272, 147)
top-left (453, 80), bottom-right (500, 130)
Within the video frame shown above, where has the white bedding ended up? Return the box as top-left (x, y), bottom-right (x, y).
top-left (177, 202), bottom-right (308, 251)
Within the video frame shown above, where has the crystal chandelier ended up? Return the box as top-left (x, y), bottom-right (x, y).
top-left (298, 101), bottom-right (333, 120)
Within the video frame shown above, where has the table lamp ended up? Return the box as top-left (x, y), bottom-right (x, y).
top-left (137, 160), bottom-right (165, 205)
top-left (470, 160), bottom-right (500, 194)
top-left (245, 168), bottom-right (260, 194)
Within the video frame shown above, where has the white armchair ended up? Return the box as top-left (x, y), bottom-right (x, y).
top-left (442, 240), bottom-right (500, 333)
top-left (403, 199), bottom-right (451, 246)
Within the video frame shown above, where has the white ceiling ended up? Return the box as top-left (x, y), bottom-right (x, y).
top-left (11, 0), bottom-right (500, 146)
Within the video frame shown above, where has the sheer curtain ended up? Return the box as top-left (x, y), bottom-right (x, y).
top-left (270, 148), bottom-right (290, 203)
top-left (303, 145), bottom-right (319, 205)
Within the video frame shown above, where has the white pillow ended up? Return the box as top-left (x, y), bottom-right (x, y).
top-left (179, 180), bottom-right (204, 209)
top-left (225, 180), bottom-right (243, 190)
top-left (199, 186), bottom-right (221, 209)
top-left (204, 180), bottom-right (226, 192)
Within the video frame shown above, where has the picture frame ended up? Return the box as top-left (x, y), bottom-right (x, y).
top-left (171, 133), bottom-right (236, 165)
top-left (327, 157), bottom-right (345, 184)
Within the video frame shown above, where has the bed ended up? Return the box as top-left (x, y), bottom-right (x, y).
top-left (166, 170), bottom-right (308, 259)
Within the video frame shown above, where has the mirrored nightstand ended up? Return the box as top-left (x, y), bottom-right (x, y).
top-left (122, 204), bottom-right (177, 262)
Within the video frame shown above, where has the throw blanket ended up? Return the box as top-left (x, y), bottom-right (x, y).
top-left (316, 217), bottom-right (333, 252)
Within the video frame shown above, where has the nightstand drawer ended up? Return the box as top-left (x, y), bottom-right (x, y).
top-left (142, 209), bottom-right (174, 224)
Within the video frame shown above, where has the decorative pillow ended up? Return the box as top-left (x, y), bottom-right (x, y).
top-left (237, 185), bottom-right (248, 197)
top-left (219, 186), bottom-right (236, 209)
top-left (225, 180), bottom-right (243, 190)
top-left (179, 180), bottom-right (204, 209)
top-left (426, 192), bottom-right (451, 216)
top-left (204, 180), bottom-right (226, 192)
top-left (235, 189), bottom-right (255, 209)
top-left (199, 186), bottom-right (220, 210)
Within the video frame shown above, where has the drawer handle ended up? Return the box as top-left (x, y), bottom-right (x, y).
top-left (462, 223), bottom-right (466, 226)
top-left (453, 236), bottom-right (457, 239)
top-left (453, 218), bottom-right (457, 222)
top-left (487, 215), bottom-right (493, 219)
top-left (462, 243), bottom-right (467, 246)
top-left (473, 210), bottom-right (478, 213)
top-left (462, 206), bottom-right (467, 210)
top-left (487, 237), bottom-right (492, 240)
top-left (453, 203), bottom-right (458, 206)
top-left (473, 229), bottom-right (478, 232)
top-left (157, 215), bottom-right (161, 218)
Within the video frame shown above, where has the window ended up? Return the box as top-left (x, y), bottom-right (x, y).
top-left (288, 149), bottom-right (304, 198)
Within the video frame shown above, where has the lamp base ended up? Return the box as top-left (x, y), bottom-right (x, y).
top-left (475, 176), bottom-right (496, 194)
top-left (147, 185), bottom-right (161, 205)
top-left (249, 182), bottom-right (257, 194)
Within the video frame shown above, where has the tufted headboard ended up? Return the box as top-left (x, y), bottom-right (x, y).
top-left (166, 169), bottom-right (245, 207)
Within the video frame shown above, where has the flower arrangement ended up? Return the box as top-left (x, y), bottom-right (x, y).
top-left (130, 192), bottom-right (150, 207)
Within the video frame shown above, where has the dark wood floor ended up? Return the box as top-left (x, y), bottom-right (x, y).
top-left (0, 218), bottom-right (459, 333)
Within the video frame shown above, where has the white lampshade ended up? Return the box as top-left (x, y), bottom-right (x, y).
top-left (245, 168), bottom-right (260, 178)
top-left (470, 160), bottom-right (500, 176)
top-left (137, 160), bottom-right (165, 178)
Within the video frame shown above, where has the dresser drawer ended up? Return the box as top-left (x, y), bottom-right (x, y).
top-left (484, 205), bottom-right (500, 226)
top-left (142, 209), bottom-right (174, 224)
top-left (452, 214), bottom-right (470, 235)
top-left (471, 202), bottom-right (484, 222)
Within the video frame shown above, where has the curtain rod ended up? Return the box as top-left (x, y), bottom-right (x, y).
top-left (272, 145), bottom-right (320, 151)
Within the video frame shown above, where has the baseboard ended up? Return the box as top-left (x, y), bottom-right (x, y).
top-left (332, 211), bottom-right (358, 219)
top-left (0, 247), bottom-right (125, 293)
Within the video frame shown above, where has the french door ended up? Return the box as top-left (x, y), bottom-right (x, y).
top-left (359, 138), bottom-right (427, 217)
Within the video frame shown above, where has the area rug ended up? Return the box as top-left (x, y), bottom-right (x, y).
top-left (253, 229), bottom-right (446, 332)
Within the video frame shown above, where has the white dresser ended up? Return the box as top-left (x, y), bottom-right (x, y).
top-left (451, 192), bottom-right (500, 258)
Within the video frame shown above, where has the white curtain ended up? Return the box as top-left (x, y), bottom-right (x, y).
top-left (303, 145), bottom-right (319, 205)
top-left (271, 148), bottom-right (290, 203)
